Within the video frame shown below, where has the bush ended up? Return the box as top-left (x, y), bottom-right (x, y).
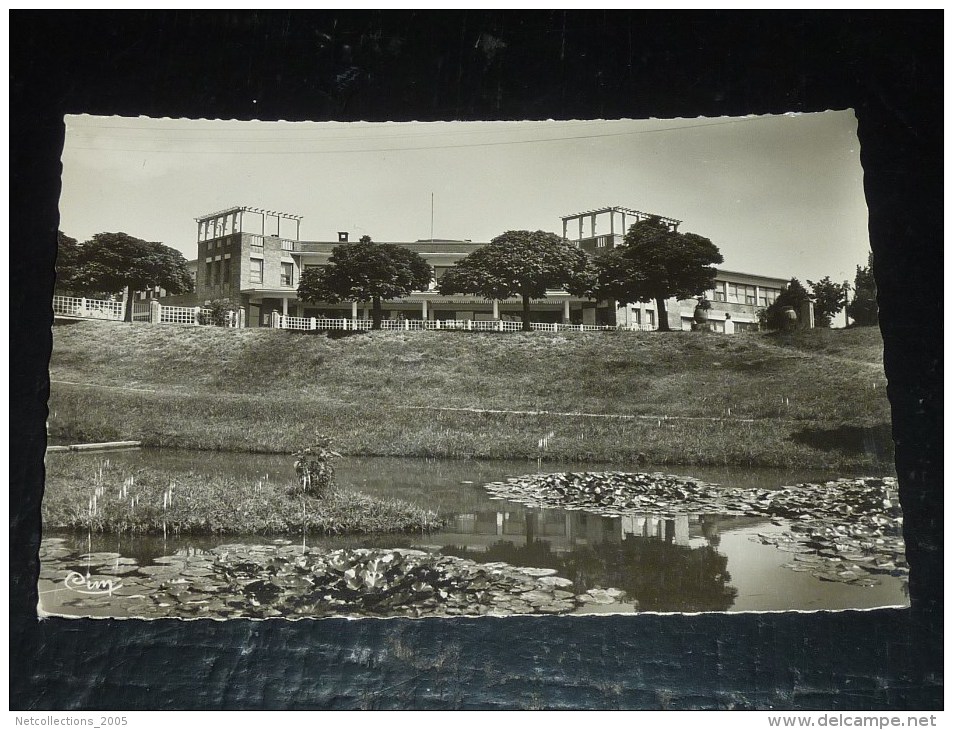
top-left (198, 298), bottom-right (238, 327)
top-left (292, 437), bottom-right (341, 497)
top-left (762, 278), bottom-right (811, 330)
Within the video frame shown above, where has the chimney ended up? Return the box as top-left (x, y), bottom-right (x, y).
top-left (338, 231), bottom-right (349, 242)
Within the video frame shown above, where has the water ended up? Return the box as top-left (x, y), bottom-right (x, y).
top-left (38, 449), bottom-right (908, 617)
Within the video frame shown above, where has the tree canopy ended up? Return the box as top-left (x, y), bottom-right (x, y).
top-left (58, 232), bottom-right (194, 319)
top-left (846, 253), bottom-right (878, 327)
top-left (808, 276), bottom-right (848, 328)
top-left (587, 218), bottom-right (723, 331)
top-left (70, 233), bottom-right (194, 296)
top-left (761, 278), bottom-right (812, 330)
top-left (54, 231), bottom-right (81, 294)
top-left (297, 235), bottom-right (432, 329)
top-left (437, 230), bottom-right (590, 331)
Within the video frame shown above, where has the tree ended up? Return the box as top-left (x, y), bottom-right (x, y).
top-left (807, 276), bottom-right (848, 328)
top-left (70, 232), bottom-right (195, 320)
top-left (846, 253), bottom-right (878, 327)
top-left (588, 218), bottom-right (723, 331)
top-left (437, 230), bottom-right (591, 332)
top-left (761, 278), bottom-right (812, 330)
top-left (54, 231), bottom-right (81, 294)
top-left (297, 235), bottom-right (432, 330)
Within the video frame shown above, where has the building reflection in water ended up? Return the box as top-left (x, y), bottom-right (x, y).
top-left (432, 508), bottom-right (739, 613)
top-left (443, 509), bottom-right (699, 550)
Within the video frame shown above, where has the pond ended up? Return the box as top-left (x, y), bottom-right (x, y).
top-left (37, 449), bottom-right (909, 619)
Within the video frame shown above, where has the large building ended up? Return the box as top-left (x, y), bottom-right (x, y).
top-left (192, 204), bottom-right (788, 330)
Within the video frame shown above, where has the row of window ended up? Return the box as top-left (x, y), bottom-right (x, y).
top-left (245, 262), bottom-right (784, 304)
top-left (205, 238), bottom-right (233, 252)
top-left (248, 259), bottom-right (294, 286)
top-left (246, 235), bottom-right (294, 251)
top-left (631, 309), bottom-right (656, 326)
top-left (707, 282), bottom-right (782, 307)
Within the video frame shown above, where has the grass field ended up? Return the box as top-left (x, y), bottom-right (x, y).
top-left (47, 321), bottom-right (893, 470)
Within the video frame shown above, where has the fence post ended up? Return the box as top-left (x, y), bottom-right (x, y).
top-left (80, 297), bottom-right (87, 317)
top-left (148, 300), bottom-right (159, 323)
top-left (466, 319), bottom-right (472, 331)
top-left (310, 317), bottom-right (317, 330)
top-left (193, 306), bottom-right (202, 325)
top-left (238, 308), bottom-right (246, 328)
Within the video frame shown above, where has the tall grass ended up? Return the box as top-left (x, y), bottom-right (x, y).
top-left (42, 458), bottom-right (442, 535)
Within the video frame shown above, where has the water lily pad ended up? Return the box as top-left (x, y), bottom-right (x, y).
top-left (98, 565), bottom-right (139, 576)
top-left (516, 567), bottom-right (558, 577)
top-left (137, 565), bottom-right (180, 577)
top-left (79, 552), bottom-right (122, 561)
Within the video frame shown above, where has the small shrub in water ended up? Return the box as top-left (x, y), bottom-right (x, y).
top-left (292, 436), bottom-right (341, 498)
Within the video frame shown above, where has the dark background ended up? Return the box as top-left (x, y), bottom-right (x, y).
top-left (11, 11), bottom-right (942, 710)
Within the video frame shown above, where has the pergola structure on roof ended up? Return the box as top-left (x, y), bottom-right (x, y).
top-left (195, 205), bottom-right (304, 242)
top-left (561, 206), bottom-right (682, 241)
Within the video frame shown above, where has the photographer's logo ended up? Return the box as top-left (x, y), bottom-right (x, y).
top-left (64, 571), bottom-right (121, 596)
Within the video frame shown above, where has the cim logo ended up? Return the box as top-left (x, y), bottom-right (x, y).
top-left (64, 571), bottom-right (121, 596)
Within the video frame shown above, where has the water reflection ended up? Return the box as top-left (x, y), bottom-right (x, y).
top-left (435, 509), bottom-right (739, 612)
top-left (41, 450), bottom-right (909, 615)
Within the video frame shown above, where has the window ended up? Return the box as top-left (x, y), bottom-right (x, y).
top-left (213, 260), bottom-right (221, 285)
top-left (646, 310), bottom-right (655, 327)
top-left (759, 287), bottom-right (780, 307)
top-left (222, 259), bottom-right (231, 287)
top-left (281, 262), bottom-right (294, 287)
top-left (205, 261), bottom-right (213, 286)
top-left (250, 258), bottom-right (263, 285)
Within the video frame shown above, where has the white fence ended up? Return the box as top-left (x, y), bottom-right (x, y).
top-left (157, 303), bottom-right (241, 327)
top-left (52, 295), bottom-right (125, 321)
top-left (271, 314), bottom-right (654, 333)
top-left (54, 297), bottom-right (242, 328)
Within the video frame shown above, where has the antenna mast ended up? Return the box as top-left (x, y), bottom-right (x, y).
top-left (430, 192), bottom-right (434, 243)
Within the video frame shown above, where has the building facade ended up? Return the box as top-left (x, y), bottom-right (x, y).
top-left (192, 204), bottom-right (788, 330)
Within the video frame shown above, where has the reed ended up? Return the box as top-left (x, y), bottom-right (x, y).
top-left (43, 458), bottom-right (442, 536)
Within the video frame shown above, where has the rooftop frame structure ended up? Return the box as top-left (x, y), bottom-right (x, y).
top-left (561, 206), bottom-right (682, 241)
top-left (195, 205), bottom-right (303, 242)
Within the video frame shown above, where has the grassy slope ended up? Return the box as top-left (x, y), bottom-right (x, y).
top-left (48, 321), bottom-right (893, 470)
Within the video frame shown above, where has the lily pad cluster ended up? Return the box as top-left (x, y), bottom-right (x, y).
top-left (483, 471), bottom-right (742, 515)
top-left (37, 539), bottom-right (634, 619)
top-left (482, 472), bottom-right (906, 586)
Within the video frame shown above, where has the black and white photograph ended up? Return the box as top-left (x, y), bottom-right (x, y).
top-left (39, 112), bottom-right (908, 621)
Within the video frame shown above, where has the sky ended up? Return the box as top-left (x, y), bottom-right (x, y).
top-left (60, 111), bottom-right (871, 284)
